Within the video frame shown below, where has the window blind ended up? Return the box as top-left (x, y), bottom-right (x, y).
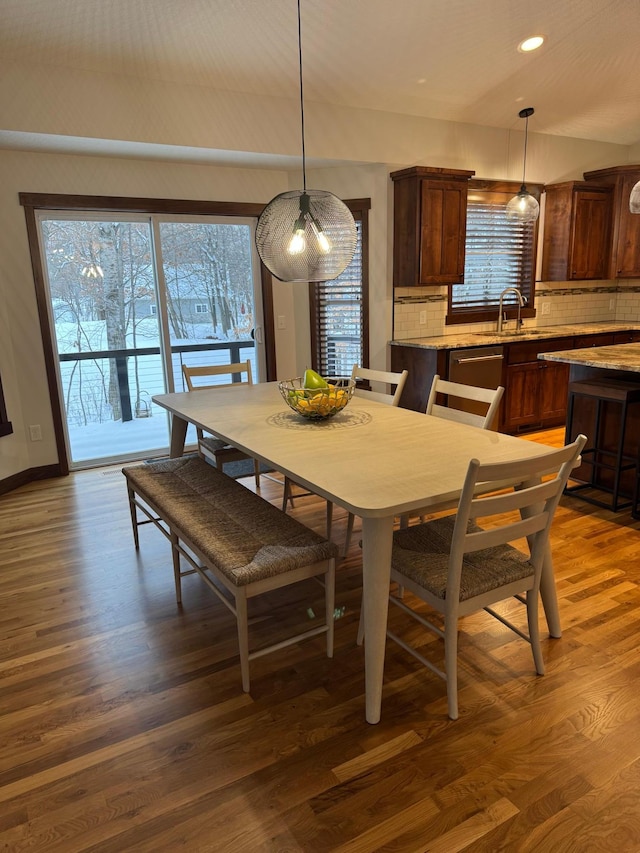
top-left (313, 220), bottom-right (365, 377)
top-left (450, 188), bottom-right (537, 317)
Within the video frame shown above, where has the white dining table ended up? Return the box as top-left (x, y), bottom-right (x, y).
top-left (153, 381), bottom-right (562, 724)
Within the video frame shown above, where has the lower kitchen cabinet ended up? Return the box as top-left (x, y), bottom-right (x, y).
top-left (391, 330), bottom-right (639, 433)
top-left (502, 337), bottom-right (573, 432)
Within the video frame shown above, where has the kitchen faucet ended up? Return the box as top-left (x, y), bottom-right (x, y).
top-left (497, 287), bottom-right (526, 333)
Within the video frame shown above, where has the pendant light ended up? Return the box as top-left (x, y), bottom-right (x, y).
top-left (506, 107), bottom-right (540, 224)
top-left (255, 0), bottom-right (357, 282)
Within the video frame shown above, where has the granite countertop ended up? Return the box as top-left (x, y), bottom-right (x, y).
top-left (539, 343), bottom-right (640, 373)
top-left (390, 322), bottom-right (640, 351)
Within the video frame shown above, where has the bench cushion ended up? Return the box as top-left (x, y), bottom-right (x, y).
top-left (123, 457), bottom-right (337, 586)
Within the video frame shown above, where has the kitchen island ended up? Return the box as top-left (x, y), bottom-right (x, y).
top-left (539, 343), bottom-right (640, 513)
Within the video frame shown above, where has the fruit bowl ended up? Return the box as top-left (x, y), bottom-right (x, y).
top-left (279, 377), bottom-right (356, 420)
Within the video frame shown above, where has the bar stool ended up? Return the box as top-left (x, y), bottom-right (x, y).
top-left (564, 378), bottom-right (640, 512)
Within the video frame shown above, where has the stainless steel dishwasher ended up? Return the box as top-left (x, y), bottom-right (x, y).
top-left (447, 346), bottom-right (504, 419)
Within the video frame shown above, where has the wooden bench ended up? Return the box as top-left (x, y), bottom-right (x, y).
top-left (122, 456), bottom-right (337, 691)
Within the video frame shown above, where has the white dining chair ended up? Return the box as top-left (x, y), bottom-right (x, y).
top-left (182, 361), bottom-right (262, 487)
top-left (358, 434), bottom-right (586, 720)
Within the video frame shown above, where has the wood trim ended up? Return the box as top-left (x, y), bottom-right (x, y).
top-left (260, 264), bottom-right (276, 380)
top-left (0, 464), bottom-right (62, 496)
top-left (0, 372), bottom-right (12, 437)
top-left (22, 202), bottom-right (70, 474)
top-left (19, 193), bottom-right (266, 218)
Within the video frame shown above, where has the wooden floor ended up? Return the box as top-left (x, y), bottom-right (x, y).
top-left (2, 429), bottom-right (640, 851)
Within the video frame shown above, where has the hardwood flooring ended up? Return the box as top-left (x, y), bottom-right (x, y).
top-left (1, 429), bottom-right (640, 851)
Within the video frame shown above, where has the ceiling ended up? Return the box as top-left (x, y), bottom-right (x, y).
top-left (2, 0), bottom-right (640, 149)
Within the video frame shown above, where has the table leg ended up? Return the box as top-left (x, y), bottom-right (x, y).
top-left (169, 415), bottom-right (188, 458)
top-left (361, 515), bottom-right (394, 724)
top-left (540, 548), bottom-right (561, 638)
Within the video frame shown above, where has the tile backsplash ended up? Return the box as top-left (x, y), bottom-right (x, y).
top-left (393, 282), bottom-right (640, 340)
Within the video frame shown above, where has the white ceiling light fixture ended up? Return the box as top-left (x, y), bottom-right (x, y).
top-left (518, 35), bottom-right (544, 53)
top-left (506, 106), bottom-right (540, 224)
top-left (255, 0), bottom-right (357, 283)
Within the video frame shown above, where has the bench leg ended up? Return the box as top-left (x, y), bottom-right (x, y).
top-left (127, 485), bottom-right (140, 549)
top-left (325, 559), bottom-right (336, 658)
top-left (170, 532), bottom-right (182, 605)
top-left (236, 590), bottom-right (251, 692)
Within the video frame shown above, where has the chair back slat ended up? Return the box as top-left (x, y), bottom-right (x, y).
top-left (182, 360), bottom-right (253, 391)
top-left (452, 435), bottom-right (587, 576)
top-left (427, 375), bottom-right (504, 430)
top-left (351, 365), bottom-right (408, 407)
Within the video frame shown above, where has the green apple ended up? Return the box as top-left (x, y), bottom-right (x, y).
top-left (303, 368), bottom-right (328, 390)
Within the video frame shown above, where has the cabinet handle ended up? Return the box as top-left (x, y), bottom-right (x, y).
top-left (454, 354), bottom-right (504, 365)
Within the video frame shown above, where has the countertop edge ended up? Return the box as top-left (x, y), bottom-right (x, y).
top-left (389, 323), bottom-right (640, 351)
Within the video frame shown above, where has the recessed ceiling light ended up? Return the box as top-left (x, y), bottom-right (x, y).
top-left (518, 35), bottom-right (544, 52)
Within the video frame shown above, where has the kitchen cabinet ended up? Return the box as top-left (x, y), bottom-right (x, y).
top-left (583, 165), bottom-right (640, 278)
top-left (502, 337), bottom-right (573, 432)
top-left (391, 329), bottom-right (640, 433)
top-left (391, 166), bottom-right (475, 286)
top-left (541, 181), bottom-right (612, 281)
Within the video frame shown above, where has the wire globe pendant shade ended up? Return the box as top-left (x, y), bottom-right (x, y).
top-left (255, 0), bottom-right (357, 282)
top-left (256, 189), bottom-right (357, 282)
top-left (506, 107), bottom-right (540, 224)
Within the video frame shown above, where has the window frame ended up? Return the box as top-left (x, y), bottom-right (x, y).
top-left (0, 373), bottom-right (13, 437)
top-left (446, 179), bottom-right (542, 326)
top-left (309, 198), bottom-right (370, 376)
top-left (20, 192), bottom-right (277, 474)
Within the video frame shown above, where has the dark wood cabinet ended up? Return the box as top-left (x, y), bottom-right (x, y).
top-left (584, 165), bottom-right (640, 278)
top-left (391, 166), bottom-right (475, 286)
top-left (502, 337), bottom-right (573, 432)
top-left (391, 330), bottom-right (639, 433)
top-left (541, 181), bottom-right (612, 281)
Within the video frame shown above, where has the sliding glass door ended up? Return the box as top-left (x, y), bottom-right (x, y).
top-left (38, 212), bottom-right (265, 468)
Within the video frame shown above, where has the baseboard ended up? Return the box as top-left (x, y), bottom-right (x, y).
top-left (0, 464), bottom-right (63, 495)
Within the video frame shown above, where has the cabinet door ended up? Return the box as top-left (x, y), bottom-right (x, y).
top-left (419, 180), bottom-right (468, 284)
top-left (503, 362), bottom-right (541, 430)
top-left (539, 362), bottom-right (571, 423)
top-left (571, 191), bottom-right (612, 279)
top-left (614, 174), bottom-right (640, 277)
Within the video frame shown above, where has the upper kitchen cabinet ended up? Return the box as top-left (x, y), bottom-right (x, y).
top-left (583, 165), bottom-right (640, 278)
top-left (391, 166), bottom-right (475, 286)
top-left (541, 181), bottom-right (612, 281)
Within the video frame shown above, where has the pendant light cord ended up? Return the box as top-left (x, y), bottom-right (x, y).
top-left (522, 113), bottom-right (529, 186)
top-left (297, 0), bottom-right (307, 192)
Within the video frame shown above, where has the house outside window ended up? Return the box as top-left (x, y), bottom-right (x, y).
top-left (309, 200), bottom-right (370, 377)
top-left (447, 180), bottom-right (542, 325)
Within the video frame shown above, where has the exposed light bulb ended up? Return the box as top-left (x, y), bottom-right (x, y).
top-left (288, 229), bottom-right (306, 255)
top-left (311, 221), bottom-right (331, 253)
